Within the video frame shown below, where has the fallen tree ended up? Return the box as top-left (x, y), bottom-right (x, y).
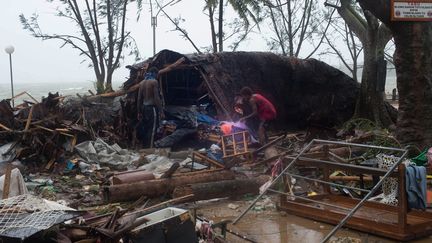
top-left (125, 50), bottom-right (360, 130)
top-left (103, 170), bottom-right (236, 202)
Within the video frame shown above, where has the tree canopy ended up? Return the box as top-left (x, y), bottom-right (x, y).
top-left (20, 0), bottom-right (142, 93)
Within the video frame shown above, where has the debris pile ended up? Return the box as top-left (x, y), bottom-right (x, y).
top-left (0, 92), bottom-right (128, 172)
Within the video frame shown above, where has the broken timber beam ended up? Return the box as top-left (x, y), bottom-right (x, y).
top-left (0, 122), bottom-right (12, 132)
top-left (172, 177), bottom-right (268, 201)
top-left (253, 134), bottom-right (286, 155)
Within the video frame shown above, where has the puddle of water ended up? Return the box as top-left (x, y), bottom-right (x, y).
top-left (195, 198), bottom-right (432, 243)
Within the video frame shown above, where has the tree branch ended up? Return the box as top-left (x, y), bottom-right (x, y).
top-left (113, 0), bottom-right (129, 70)
top-left (326, 0), bottom-right (368, 43)
top-left (357, 0), bottom-right (391, 26)
top-left (157, 1), bottom-right (202, 54)
top-left (305, 6), bottom-right (336, 58)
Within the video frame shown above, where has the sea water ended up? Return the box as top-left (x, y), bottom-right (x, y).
top-left (0, 81), bottom-right (122, 104)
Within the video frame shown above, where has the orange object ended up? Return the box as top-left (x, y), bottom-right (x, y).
top-left (428, 190), bottom-right (432, 204)
top-left (220, 123), bottom-right (232, 135)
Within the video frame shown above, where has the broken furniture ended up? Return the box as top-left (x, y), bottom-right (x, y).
top-left (234, 139), bottom-right (432, 242)
top-left (221, 131), bottom-right (253, 165)
top-left (127, 207), bottom-right (197, 243)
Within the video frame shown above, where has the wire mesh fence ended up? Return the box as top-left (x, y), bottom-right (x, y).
top-left (0, 194), bottom-right (81, 240)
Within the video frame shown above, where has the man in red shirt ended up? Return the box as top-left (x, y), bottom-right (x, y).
top-left (239, 86), bottom-right (277, 144)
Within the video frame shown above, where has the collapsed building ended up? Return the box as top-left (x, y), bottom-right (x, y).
top-left (124, 49), bottom-right (359, 130)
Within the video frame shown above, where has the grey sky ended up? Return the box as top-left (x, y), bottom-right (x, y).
top-left (0, 0), bottom-right (275, 86)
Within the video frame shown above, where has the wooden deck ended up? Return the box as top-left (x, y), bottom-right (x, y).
top-left (279, 194), bottom-right (432, 241)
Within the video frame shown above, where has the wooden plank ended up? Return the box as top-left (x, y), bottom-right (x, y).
top-left (0, 122), bottom-right (12, 132)
top-left (322, 165), bottom-right (331, 194)
top-left (10, 91), bottom-right (39, 104)
top-left (329, 175), bottom-right (373, 182)
top-left (253, 134), bottom-right (285, 154)
top-left (24, 105), bottom-right (34, 131)
top-left (221, 136), bottom-right (227, 157)
top-left (2, 164), bottom-right (12, 199)
top-left (280, 193), bottom-right (432, 241)
top-left (232, 133), bottom-right (237, 154)
top-left (398, 164), bottom-right (407, 233)
top-left (193, 152), bottom-right (225, 168)
top-left (279, 200), bottom-right (413, 241)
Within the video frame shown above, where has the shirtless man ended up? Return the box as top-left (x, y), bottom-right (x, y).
top-left (137, 67), bottom-right (164, 147)
top-left (239, 86), bottom-right (277, 144)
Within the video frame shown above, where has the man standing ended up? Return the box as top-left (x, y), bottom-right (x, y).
top-left (137, 67), bottom-right (164, 148)
top-left (239, 86), bottom-right (277, 144)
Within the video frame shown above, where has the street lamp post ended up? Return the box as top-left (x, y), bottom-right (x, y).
top-left (150, 0), bottom-right (179, 56)
top-left (150, 0), bottom-right (161, 56)
top-left (4, 45), bottom-right (15, 108)
top-left (152, 15), bottom-right (157, 56)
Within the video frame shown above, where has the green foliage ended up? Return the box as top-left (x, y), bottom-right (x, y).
top-left (340, 118), bottom-right (402, 159)
top-left (341, 118), bottom-right (378, 133)
top-left (362, 131), bottom-right (402, 159)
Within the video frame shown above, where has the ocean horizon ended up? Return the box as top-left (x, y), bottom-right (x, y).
top-left (0, 81), bottom-right (123, 104)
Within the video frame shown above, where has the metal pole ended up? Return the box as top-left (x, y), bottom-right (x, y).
top-left (149, 0), bottom-right (156, 56)
top-left (232, 140), bottom-right (315, 224)
top-left (320, 150), bottom-right (408, 243)
top-left (313, 139), bottom-right (406, 152)
top-left (8, 53), bottom-right (14, 108)
top-left (285, 173), bottom-right (371, 193)
top-left (152, 17), bottom-right (156, 56)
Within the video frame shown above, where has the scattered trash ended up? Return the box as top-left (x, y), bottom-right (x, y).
top-left (228, 203), bottom-right (240, 210)
top-left (0, 168), bottom-right (28, 199)
top-left (75, 138), bottom-right (140, 170)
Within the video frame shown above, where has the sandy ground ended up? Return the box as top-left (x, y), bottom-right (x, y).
top-left (188, 196), bottom-right (432, 243)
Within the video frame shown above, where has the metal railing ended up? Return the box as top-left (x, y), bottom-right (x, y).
top-left (232, 139), bottom-right (408, 243)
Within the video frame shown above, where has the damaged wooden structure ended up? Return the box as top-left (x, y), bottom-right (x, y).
top-left (234, 139), bottom-right (432, 242)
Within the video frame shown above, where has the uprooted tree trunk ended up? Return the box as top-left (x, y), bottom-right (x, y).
top-left (359, 0), bottom-right (432, 148)
top-left (104, 170), bottom-right (236, 202)
top-left (326, 0), bottom-right (395, 127)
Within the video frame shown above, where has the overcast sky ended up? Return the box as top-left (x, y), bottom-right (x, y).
top-left (0, 0), bottom-right (282, 87)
